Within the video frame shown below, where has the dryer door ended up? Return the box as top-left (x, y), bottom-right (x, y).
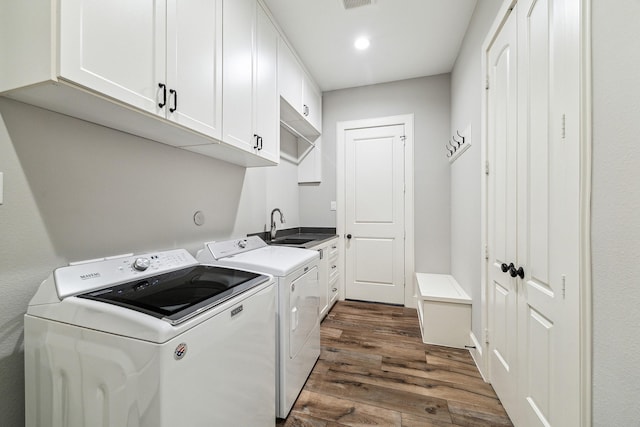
top-left (289, 265), bottom-right (319, 358)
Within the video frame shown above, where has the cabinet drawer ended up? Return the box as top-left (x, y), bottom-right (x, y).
top-left (328, 242), bottom-right (338, 259)
top-left (329, 275), bottom-right (339, 304)
top-left (329, 260), bottom-right (339, 282)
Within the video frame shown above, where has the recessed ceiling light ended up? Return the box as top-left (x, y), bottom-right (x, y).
top-left (354, 37), bottom-right (370, 50)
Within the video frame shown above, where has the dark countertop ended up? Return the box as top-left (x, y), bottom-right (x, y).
top-left (248, 227), bottom-right (338, 249)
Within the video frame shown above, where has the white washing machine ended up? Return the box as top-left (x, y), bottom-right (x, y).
top-left (24, 248), bottom-right (276, 427)
top-left (197, 236), bottom-right (320, 418)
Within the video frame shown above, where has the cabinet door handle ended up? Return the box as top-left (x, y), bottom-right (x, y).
top-left (253, 134), bottom-right (260, 150)
top-left (169, 89), bottom-right (177, 113)
top-left (303, 104), bottom-right (309, 116)
top-left (259, 136), bottom-right (263, 150)
top-left (332, 288), bottom-right (337, 292)
top-left (331, 265), bottom-right (337, 269)
top-left (501, 263), bottom-right (510, 273)
top-left (158, 83), bottom-right (167, 108)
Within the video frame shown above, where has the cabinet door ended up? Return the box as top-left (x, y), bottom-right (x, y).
top-left (254, 5), bottom-right (279, 162)
top-left (166, 0), bottom-right (222, 139)
top-left (298, 137), bottom-right (322, 183)
top-left (278, 40), bottom-right (303, 113)
top-left (59, 0), bottom-right (165, 115)
top-left (222, 0), bottom-right (255, 152)
top-left (302, 75), bottom-right (322, 132)
top-left (316, 247), bottom-right (329, 317)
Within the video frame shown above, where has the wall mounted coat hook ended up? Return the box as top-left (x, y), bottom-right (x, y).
top-left (452, 135), bottom-right (462, 148)
top-left (447, 125), bottom-right (472, 163)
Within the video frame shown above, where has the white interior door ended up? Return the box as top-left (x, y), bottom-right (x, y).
top-left (344, 124), bottom-right (405, 305)
top-left (487, 6), bottom-right (519, 421)
top-left (516, 0), bottom-right (581, 425)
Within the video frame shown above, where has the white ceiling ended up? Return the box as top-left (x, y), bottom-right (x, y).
top-left (262, 0), bottom-right (478, 92)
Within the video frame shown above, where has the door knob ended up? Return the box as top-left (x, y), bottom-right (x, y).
top-left (346, 234), bottom-right (352, 239)
top-left (509, 264), bottom-right (525, 279)
top-left (501, 263), bottom-right (510, 273)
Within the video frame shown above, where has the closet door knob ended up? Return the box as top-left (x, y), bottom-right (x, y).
top-left (346, 234), bottom-right (352, 239)
top-left (509, 264), bottom-right (525, 279)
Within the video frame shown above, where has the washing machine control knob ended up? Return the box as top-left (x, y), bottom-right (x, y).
top-left (237, 240), bottom-right (247, 249)
top-left (132, 257), bottom-right (151, 271)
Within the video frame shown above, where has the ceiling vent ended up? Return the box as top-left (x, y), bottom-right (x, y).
top-left (341, 0), bottom-right (374, 10)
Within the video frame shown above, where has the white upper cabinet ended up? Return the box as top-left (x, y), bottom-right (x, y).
top-left (60, 0), bottom-right (223, 140)
top-left (59, 0), bottom-right (166, 116)
top-left (0, 0), bottom-right (280, 167)
top-left (221, 0), bottom-right (256, 153)
top-left (278, 41), bottom-right (304, 111)
top-left (302, 75), bottom-right (322, 133)
top-left (219, 0), bottom-right (279, 164)
top-left (278, 40), bottom-right (322, 140)
top-left (165, 0), bottom-right (222, 139)
top-left (254, 4), bottom-right (280, 163)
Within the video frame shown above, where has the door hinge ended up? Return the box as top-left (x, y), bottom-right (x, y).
top-left (561, 114), bottom-right (566, 139)
top-left (562, 275), bottom-right (566, 299)
top-left (484, 245), bottom-right (489, 260)
top-left (485, 161), bottom-right (490, 175)
top-left (484, 328), bottom-right (489, 344)
top-left (485, 76), bottom-right (490, 90)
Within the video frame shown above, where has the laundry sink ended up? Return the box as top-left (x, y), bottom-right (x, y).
top-left (269, 237), bottom-right (316, 246)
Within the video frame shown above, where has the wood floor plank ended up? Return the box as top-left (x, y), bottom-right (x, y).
top-left (279, 301), bottom-right (513, 427)
top-left (321, 347), bottom-right (383, 370)
top-left (319, 363), bottom-right (505, 412)
top-left (304, 370), bottom-right (453, 423)
top-left (289, 390), bottom-right (403, 426)
top-left (381, 357), bottom-right (491, 390)
top-left (401, 413), bottom-right (459, 427)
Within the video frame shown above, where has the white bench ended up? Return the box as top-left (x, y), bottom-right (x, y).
top-left (415, 273), bottom-right (471, 349)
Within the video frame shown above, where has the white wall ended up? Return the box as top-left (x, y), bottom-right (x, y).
top-left (591, 0), bottom-right (640, 424)
top-left (449, 0), bottom-right (503, 352)
top-left (302, 75), bottom-right (452, 273)
top-left (0, 97), bottom-right (299, 426)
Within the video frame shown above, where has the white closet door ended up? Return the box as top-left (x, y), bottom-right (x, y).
top-left (517, 0), bottom-right (582, 425)
top-left (487, 6), bottom-right (519, 422)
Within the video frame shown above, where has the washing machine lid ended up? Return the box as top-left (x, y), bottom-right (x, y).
top-left (207, 245), bottom-right (319, 277)
top-left (77, 265), bottom-right (269, 325)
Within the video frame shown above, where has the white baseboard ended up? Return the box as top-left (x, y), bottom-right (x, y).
top-left (468, 331), bottom-right (488, 382)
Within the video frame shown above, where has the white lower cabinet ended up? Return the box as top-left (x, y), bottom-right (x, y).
top-left (311, 238), bottom-right (339, 318)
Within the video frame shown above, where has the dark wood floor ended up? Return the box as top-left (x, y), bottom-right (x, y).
top-left (277, 300), bottom-right (513, 427)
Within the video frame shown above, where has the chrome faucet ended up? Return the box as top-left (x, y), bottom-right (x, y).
top-left (270, 208), bottom-right (285, 240)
